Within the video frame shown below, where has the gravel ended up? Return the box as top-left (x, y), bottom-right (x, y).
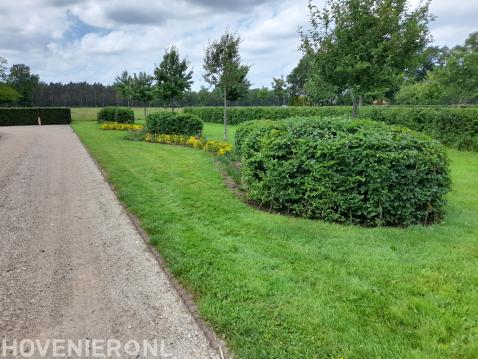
top-left (0, 125), bottom-right (221, 358)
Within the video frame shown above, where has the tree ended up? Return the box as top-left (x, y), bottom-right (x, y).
top-left (301, 0), bottom-right (433, 117)
top-left (395, 32), bottom-right (478, 105)
top-left (154, 46), bottom-right (193, 111)
top-left (114, 70), bottom-right (133, 106)
top-left (271, 75), bottom-right (287, 105)
top-left (130, 72), bottom-right (154, 118)
top-left (287, 54), bottom-right (312, 99)
top-left (0, 85), bottom-right (19, 104)
top-left (203, 31), bottom-right (250, 140)
top-left (0, 57), bottom-right (7, 82)
top-left (7, 64), bottom-right (40, 106)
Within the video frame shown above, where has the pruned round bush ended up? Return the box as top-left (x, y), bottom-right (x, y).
top-left (238, 116), bottom-right (451, 226)
top-left (97, 107), bottom-right (135, 124)
top-left (146, 112), bottom-right (203, 136)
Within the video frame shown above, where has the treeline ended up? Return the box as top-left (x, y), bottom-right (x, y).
top-left (32, 83), bottom-right (282, 108)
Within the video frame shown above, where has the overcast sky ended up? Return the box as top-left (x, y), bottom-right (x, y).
top-left (0, 0), bottom-right (476, 89)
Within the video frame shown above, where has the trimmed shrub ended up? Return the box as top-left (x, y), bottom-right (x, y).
top-left (238, 116), bottom-right (451, 226)
top-left (97, 107), bottom-right (135, 123)
top-left (0, 108), bottom-right (71, 126)
top-left (185, 106), bottom-right (478, 151)
top-left (146, 112), bottom-right (203, 136)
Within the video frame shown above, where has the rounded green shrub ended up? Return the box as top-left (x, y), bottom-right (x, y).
top-left (238, 116), bottom-right (451, 226)
top-left (146, 111), bottom-right (203, 136)
top-left (97, 107), bottom-right (135, 123)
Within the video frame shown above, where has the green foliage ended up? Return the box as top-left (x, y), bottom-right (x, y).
top-left (301, 0), bottom-right (432, 116)
top-left (0, 57), bottom-right (7, 82)
top-left (114, 70), bottom-right (134, 105)
top-left (203, 30), bottom-right (250, 140)
top-left (360, 106), bottom-right (478, 151)
top-left (271, 75), bottom-right (287, 105)
top-left (186, 105), bottom-right (478, 151)
top-left (183, 106), bottom-right (351, 124)
top-left (73, 121), bottom-right (478, 359)
top-left (234, 120), bottom-right (282, 156)
top-left (7, 64), bottom-right (40, 106)
top-left (238, 117), bottom-right (450, 226)
top-left (397, 32), bottom-right (478, 105)
top-left (145, 111), bottom-right (203, 136)
top-left (154, 46), bottom-right (193, 110)
top-left (130, 72), bottom-right (154, 107)
top-left (0, 108), bottom-right (71, 126)
top-left (0, 84), bottom-right (20, 104)
top-left (287, 54), bottom-right (312, 97)
top-left (97, 107), bottom-right (135, 123)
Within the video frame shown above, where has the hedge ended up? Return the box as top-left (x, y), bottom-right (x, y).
top-left (184, 106), bottom-right (478, 151)
top-left (184, 106), bottom-right (351, 124)
top-left (359, 107), bottom-right (478, 151)
top-left (97, 107), bottom-right (135, 123)
top-left (237, 117), bottom-right (451, 226)
top-left (146, 111), bottom-right (203, 136)
top-left (0, 108), bottom-right (71, 126)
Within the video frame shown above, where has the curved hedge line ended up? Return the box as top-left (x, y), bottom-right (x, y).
top-left (97, 107), bottom-right (135, 123)
top-left (237, 117), bottom-right (451, 226)
top-left (0, 108), bottom-right (71, 126)
top-left (185, 106), bottom-right (478, 151)
top-left (146, 111), bottom-right (203, 136)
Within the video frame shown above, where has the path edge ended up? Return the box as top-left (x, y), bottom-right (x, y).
top-left (71, 125), bottom-right (231, 359)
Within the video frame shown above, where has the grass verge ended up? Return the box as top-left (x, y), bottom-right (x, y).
top-left (72, 121), bottom-right (478, 359)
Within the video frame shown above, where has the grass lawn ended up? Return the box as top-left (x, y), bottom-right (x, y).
top-left (72, 120), bottom-right (478, 359)
top-left (72, 107), bottom-right (234, 143)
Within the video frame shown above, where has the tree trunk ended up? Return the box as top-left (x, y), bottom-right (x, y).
top-left (144, 106), bottom-right (147, 120)
top-left (352, 96), bottom-right (359, 118)
top-left (223, 88), bottom-right (228, 141)
top-left (359, 95), bottom-right (363, 108)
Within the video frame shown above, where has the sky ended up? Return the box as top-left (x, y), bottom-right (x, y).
top-left (0, 0), bottom-right (476, 90)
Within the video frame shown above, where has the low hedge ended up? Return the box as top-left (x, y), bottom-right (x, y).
top-left (0, 108), bottom-right (71, 126)
top-left (146, 111), bottom-right (203, 136)
top-left (185, 106), bottom-right (478, 151)
top-left (360, 107), bottom-right (478, 151)
top-left (237, 117), bottom-right (451, 226)
top-left (184, 106), bottom-right (351, 124)
top-left (97, 107), bottom-right (135, 123)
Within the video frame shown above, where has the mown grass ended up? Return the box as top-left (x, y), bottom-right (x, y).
top-left (72, 107), bottom-right (233, 143)
top-left (72, 120), bottom-right (478, 359)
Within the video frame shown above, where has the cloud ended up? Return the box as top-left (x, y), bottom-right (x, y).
top-left (0, 0), bottom-right (476, 89)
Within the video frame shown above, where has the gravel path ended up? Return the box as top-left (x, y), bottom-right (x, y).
top-left (0, 126), bottom-right (221, 358)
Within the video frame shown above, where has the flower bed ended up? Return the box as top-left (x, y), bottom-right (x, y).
top-left (100, 122), bottom-right (144, 131)
top-left (144, 133), bottom-right (232, 156)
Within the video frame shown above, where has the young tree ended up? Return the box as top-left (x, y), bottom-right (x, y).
top-left (203, 31), bottom-right (250, 140)
top-left (0, 57), bottom-right (7, 82)
top-left (130, 72), bottom-right (154, 118)
top-left (154, 46), bottom-right (193, 111)
top-left (271, 75), bottom-right (287, 106)
top-left (114, 70), bottom-right (133, 106)
top-left (301, 0), bottom-right (433, 117)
